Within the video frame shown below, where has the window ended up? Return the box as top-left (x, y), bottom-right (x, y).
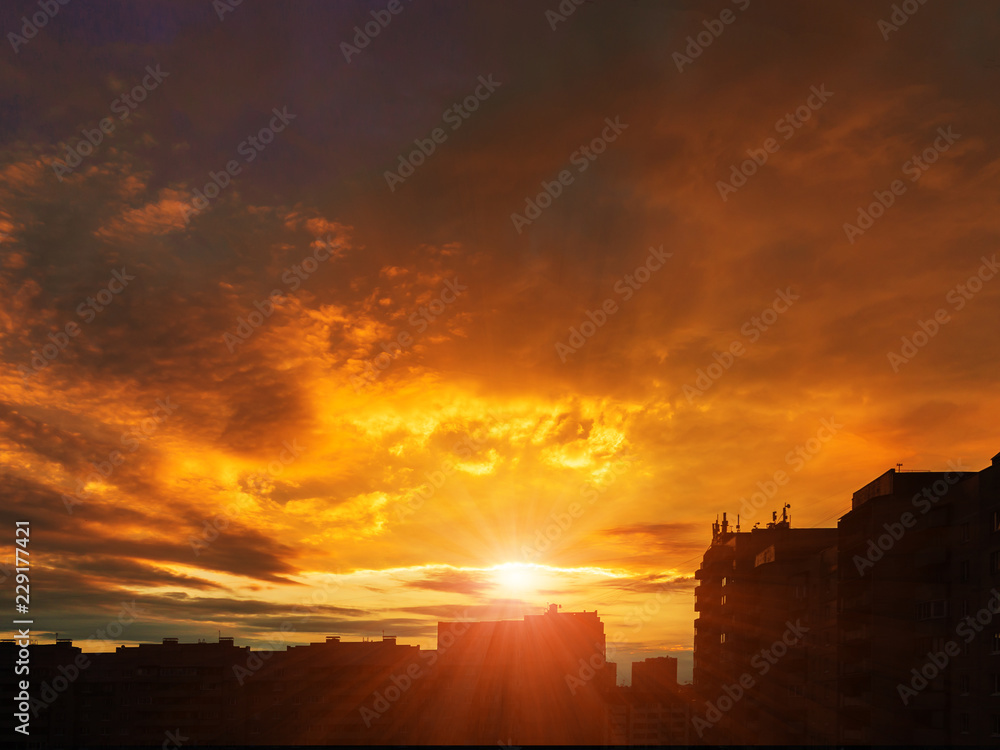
top-left (960, 560), bottom-right (970, 582)
top-left (993, 715), bottom-right (1000, 737)
top-left (991, 550), bottom-right (1000, 574)
top-left (963, 523), bottom-right (971, 542)
top-left (993, 674), bottom-right (1000, 695)
top-left (722, 577), bottom-right (728, 587)
top-left (960, 713), bottom-right (970, 734)
top-left (994, 510), bottom-right (1000, 532)
top-left (994, 632), bottom-right (1000, 655)
top-left (962, 599), bottom-right (970, 617)
top-left (959, 674), bottom-right (970, 695)
top-left (721, 595), bottom-right (727, 605)
top-left (720, 633), bottom-right (727, 644)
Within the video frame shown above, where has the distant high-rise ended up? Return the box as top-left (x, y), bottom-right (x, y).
top-left (626, 656), bottom-right (690, 744)
top-left (632, 655), bottom-right (678, 694)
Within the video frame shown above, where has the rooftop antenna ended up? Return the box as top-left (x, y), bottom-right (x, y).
top-left (736, 514), bottom-right (740, 533)
top-left (896, 463), bottom-right (903, 471)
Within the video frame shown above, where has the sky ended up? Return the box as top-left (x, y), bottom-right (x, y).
top-left (1, 0), bottom-right (998, 684)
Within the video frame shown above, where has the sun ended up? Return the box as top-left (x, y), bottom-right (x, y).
top-left (491, 562), bottom-right (539, 593)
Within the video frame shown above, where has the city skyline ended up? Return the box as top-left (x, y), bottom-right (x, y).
top-left (8, 450), bottom-right (999, 745)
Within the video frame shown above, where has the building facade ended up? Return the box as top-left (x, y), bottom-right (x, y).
top-left (692, 510), bottom-right (838, 744)
top-left (837, 454), bottom-right (1000, 744)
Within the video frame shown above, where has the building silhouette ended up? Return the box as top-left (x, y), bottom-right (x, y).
top-left (5, 451), bottom-right (999, 745)
top-left (693, 451), bottom-right (1000, 745)
top-left (837, 454), bottom-right (1000, 744)
top-left (623, 656), bottom-right (691, 744)
top-left (3, 605), bottom-right (621, 746)
top-left (692, 509), bottom-right (838, 743)
top-left (415, 604), bottom-right (615, 744)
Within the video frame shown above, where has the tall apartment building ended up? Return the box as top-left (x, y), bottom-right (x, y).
top-left (692, 451), bottom-right (1000, 745)
top-left (837, 453), bottom-right (1000, 744)
top-left (692, 510), bottom-right (838, 744)
top-left (420, 604), bottom-right (615, 744)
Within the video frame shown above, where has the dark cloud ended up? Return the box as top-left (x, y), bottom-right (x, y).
top-left (403, 569), bottom-right (491, 596)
